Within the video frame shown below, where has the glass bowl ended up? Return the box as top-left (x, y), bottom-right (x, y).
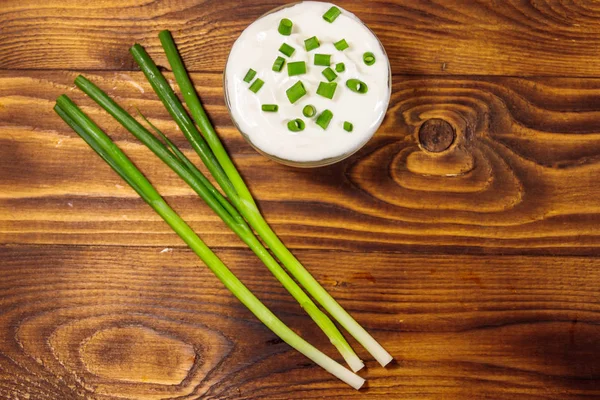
top-left (223, 2), bottom-right (392, 168)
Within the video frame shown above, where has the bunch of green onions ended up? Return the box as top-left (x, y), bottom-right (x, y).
top-left (54, 30), bottom-right (392, 389)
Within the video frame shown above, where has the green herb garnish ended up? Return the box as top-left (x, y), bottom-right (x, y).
top-left (323, 6), bottom-right (341, 23)
top-left (334, 39), bottom-right (349, 51)
top-left (314, 54), bottom-right (331, 66)
top-left (243, 68), bottom-right (256, 83)
top-left (287, 61), bottom-right (306, 76)
top-left (262, 104), bottom-right (279, 112)
top-left (316, 109), bottom-right (333, 129)
top-left (279, 43), bottom-right (295, 57)
top-left (304, 36), bottom-right (320, 51)
top-left (272, 56), bottom-right (285, 72)
top-left (278, 18), bottom-right (293, 36)
top-left (317, 81), bottom-right (337, 99)
top-left (286, 80), bottom-right (307, 103)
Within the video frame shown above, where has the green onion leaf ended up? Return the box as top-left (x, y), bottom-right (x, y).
top-left (287, 61), bottom-right (307, 76)
top-left (316, 109), bottom-right (333, 130)
top-left (302, 104), bottom-right (316, 118)
top-left (316, 82), bottom-right (337, 99)
top-left (322, 67), bottom-right (337, 82)
top-left (287, 118), bottom-right (305, 132)
top-left (323, 6), bottom-right (341, 23)
top-left (243, 68), bottom-right (256, 83)
top-left (249, 78), bottom-right (265, 93)
top-left (278, 18), bottom-right (293, 36)
top-left (272, 56), bottom-right (285, 72)
top-left (334, 39), bottom-right (349, 51)
top-left (363, 52), bottom-right (376, 66)
top-left (314, 54), bottom-right (331, 66)
top-left (346, 79), bottom-right (368, 94)
top-left (262, 104), bottom-right (279, 112)
top-left (304, 36), bottom-right (320, 51)
top-left (344, 121), bottom-right (353, 132)
top-left (279, 43), bottom-right (295, 57)
top-left (285, 80), bottom-right (307, 104)
top-left (54, 94), bottom-right (365, 390)
top-left (335, 62), bottom-right (345, 73)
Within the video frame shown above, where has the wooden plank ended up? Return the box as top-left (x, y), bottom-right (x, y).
top-left (3, 71), bottom-right (600, 254)
top-left (2, 0), bottom-right (600, 76)
top-left (1, 244), bottom-right (599, 399)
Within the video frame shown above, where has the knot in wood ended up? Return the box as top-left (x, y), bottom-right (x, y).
top-left (418, 118), bottom-right (456, 153)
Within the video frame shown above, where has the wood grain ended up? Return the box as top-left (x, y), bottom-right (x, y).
top-left (2, 244), bottom-right (600, 399)
top-left (4, 0), bottom-right (600, 398)
top-left (2, 0), bottom-right (600, 76)
top-left (3, 71), bottom-right (600, 254)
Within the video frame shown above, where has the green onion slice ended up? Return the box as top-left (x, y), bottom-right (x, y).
top-left (322, 67), bottom-right (337, 82)
top-left (344, 121), bottom-right (353, 132)
top-left (249, 78), bottom-right (264, 93)
top-left (272, 56), bottom-right (285, 72)
top-left (278, 18), bottom-right (293, 36)
top-left (243, 69), bottom-right (256, 83)
top-left (316, 109), bottom-right (333, 130)
top-left (287, 118), bottom-right (305, 132)
top-left (262, 104), bottom-right (278, 112)
top-left (314, 54), bottom-right (331, 66)
top-left (286, 80), bottom-right (307, 104)
top-left (334, 39), bottom-right (349, 51)
top-left (287, 61), bottom-right (306, 76)
top-left (279, 43), bottom-right (295, 57)
top-left (363, 52), bottom-right (376, 66)
top-left (317, 82), bottom-right (337, 99)
top-left (302, 104), bottom-right (316, 118)
top-left (335, 63), bottom-right (345, 73)
top-left (304, 36), bottom-right (320, 51)
top-left (346, 79), bottom-right (368, 94)
top-left (323, 6), bottom-right (341, 23)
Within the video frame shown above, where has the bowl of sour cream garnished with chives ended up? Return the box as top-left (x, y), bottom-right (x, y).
top-left (224, 1), bottom-right (391, 167)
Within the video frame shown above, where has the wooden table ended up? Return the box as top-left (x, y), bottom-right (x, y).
top-left (2, 1), bottom-right (600, 398)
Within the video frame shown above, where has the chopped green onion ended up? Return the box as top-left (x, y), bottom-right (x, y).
top-left (279, 43), bottom-right (295, 57)
top-left (304, 36), bottom-right (320, 51)
top-left (363, 52), bottom-right (376, 66)
top-left (285, 80), bottom-right (307, 104)
top-left (272, 56), bottom-right (285, 72)
top-left (249, 78), bottom-right (264, 93)
top-left (314, 54), bottom-right (331, 66)
top-left (346, 79), bottom-right (368, 94)
top-left (344, 121), bottom-right (353, 132)
top-left (323, 6), bottom-right (341, 23)
top-left (262, 104), bottom-right (278, 112)
top-left (243, 68), bottom-right (256, 83)
top-left (334, 39), bottom-right (349, 51)
top-left (316, 109), bottom-right (333, 130)
top-left (335, 63), bottom-right (345, 73)
top-left (278, 18), bottom-right (293, 36)
top-left (287, 118), bottom-right (305, 132)
top-left (287, 61), bottom-right (306, 76)
top-left (317, 82), bottom-right (337, 99)
top-left (302, 105), bottom-right (316, 118)
top-left (322, 67), bottom-right (337, 82)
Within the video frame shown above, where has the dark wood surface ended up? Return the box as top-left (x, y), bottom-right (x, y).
top-left (2, 1), bottom-right (600, 399)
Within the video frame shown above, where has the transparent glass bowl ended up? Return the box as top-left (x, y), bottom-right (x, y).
top-left (223, 2), bottom-right (392, 168)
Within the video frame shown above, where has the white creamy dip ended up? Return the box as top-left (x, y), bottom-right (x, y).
top-left (225, 1), bottom-right (390, 164)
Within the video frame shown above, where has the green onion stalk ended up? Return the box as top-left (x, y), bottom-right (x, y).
top-left (74, 75), bottom-right (363, 372)
top-left (53, 95), bottom-right (365, 390)
top-left (130, 30), bottom-right (393, 367)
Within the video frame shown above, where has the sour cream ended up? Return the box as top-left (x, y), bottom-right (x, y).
top-left (224, 1), bottom-right (391, 166)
